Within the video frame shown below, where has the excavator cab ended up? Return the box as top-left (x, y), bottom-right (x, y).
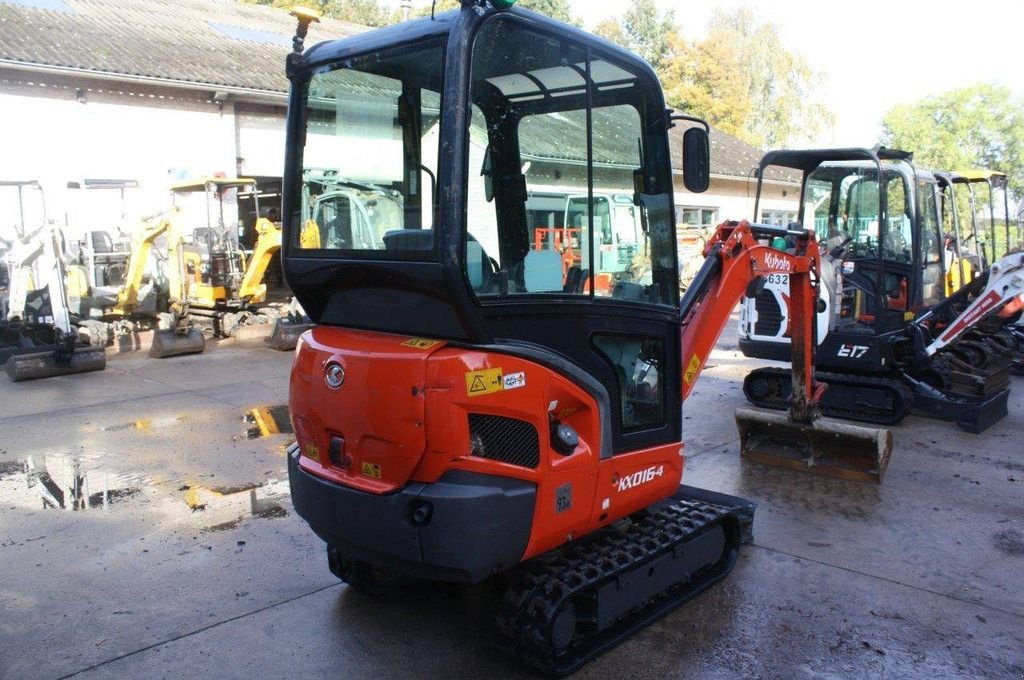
top-left (169, 177), bottom-right (254, 305)
top-left (945, 170), bottom-right (1013, 272)
top-left (284, 6), bottom-right (690, 435)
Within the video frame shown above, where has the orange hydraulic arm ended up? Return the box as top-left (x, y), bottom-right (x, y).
top-left (680, 220), bottom-right (824, 419)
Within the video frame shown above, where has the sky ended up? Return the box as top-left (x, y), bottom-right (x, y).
top-left (402, 0), bottom-right (1024, 147)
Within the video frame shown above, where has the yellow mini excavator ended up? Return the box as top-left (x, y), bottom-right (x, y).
top-left (66, 206), bottom-right (206, 359)
top-left (164, 178), bottom-right (287, 337)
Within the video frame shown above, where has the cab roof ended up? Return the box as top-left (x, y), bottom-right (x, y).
top-left (170, 177), bottom-right (257, 193)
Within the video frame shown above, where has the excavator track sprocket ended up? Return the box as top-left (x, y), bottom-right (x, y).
top-left (497, 497), bottom-right (742, 677)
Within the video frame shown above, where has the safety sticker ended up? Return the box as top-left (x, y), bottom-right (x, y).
top-left (502, 371), bottom-right (526, 391)
top-left (683, 354), bottom-right (702, 385)
top-left (465, 367), bottom-right (505, 397)
top-left (361, 462), bottom-right (382, 479)
top-left (304, 443), bottom-right (320, 462)
top-left (401, 337), bottom-right (441, 350)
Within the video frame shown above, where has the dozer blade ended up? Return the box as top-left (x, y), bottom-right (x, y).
top-left (5, 346), bottom-right (106, 382)
top-left (148, 328), bottom-right (206, 358)
top-left (736, 406), bottom-right (893, 483)
top-left (267, 318), bottom-right (312, 351)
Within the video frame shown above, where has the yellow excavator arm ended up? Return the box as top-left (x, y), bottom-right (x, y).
top-left (237, 217), bottom-right (282, 303)
top-left (112, 209), bottom-right (178, 316)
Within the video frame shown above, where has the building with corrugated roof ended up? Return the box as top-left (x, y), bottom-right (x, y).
top-left (0, 0), bottom-right (798, 242)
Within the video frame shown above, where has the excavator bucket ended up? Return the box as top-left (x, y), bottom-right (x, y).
top-left (267, 317), bottom-right (312, 351)
top-left (148, 328), bottom-right (206, 358)
top-left (735, 406), bottom-right (893, 483)
top-left (5, 346), bottom-right (106, 382)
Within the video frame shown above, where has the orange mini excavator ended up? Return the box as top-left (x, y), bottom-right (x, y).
top-left (280, 2), bottom-right (877, 674)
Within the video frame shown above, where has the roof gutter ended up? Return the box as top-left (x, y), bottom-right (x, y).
top-left (0, 58), bottom-right (288, 104)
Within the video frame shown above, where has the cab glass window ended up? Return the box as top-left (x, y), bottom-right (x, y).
top-left (465, 18), bottom-right (676, 306)
top-left (297, 40), bottom-right (443, 257)
top-left (918, 181), bottom-right (944, 306)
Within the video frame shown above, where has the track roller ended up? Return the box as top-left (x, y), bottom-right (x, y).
top-left (497, 495), bottom-right (744, 676)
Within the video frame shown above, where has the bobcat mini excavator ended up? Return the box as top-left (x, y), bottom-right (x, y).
top-left (737, 148), bottom-right (1012, 433)
top-left (280, 4), bottom-right (887, 674)
top-left (1, 180), bottom-right (106, 380)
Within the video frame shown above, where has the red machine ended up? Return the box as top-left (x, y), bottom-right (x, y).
top-left (279, 3), bottom-right (855, 673)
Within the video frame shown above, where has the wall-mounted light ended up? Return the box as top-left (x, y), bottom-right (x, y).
top-left (213, 90), bottom-right (229, 112)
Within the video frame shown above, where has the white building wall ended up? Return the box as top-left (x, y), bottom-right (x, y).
top-left (0, 73), bottom-right (239, 242)
top-left (674, 176), bottom-right (800, 226)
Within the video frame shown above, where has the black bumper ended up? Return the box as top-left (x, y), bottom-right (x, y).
top-left (287, 444), bottom-right (536, 583)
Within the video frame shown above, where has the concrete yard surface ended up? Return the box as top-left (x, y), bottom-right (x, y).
top-left (0, 333), bottom-right (1022, 679)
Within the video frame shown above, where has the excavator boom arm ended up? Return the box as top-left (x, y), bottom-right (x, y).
top-left (680, 220), bottom-right (821, 416)
top-left (112, 210), bottom-right (176, 315)
top-left (236, 218), bottom-right (282, 302)
top-left (923, 252), bottom-right (1024, 356)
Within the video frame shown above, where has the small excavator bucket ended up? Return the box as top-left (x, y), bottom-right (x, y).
top-left (267, 317), bottom-right (312, 351)
top-left (5, 345), bottom-right (106, 382)
top-left (736, 406), bottom-right (893, 483)
top-left (148, 328), bottom-right (206, 358)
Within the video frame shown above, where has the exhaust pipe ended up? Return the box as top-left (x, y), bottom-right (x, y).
top-left (736, 406), bottom-right (893, 483)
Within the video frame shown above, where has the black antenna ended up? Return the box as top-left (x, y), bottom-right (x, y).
top-left (431, 0), bottom-right (437, 19)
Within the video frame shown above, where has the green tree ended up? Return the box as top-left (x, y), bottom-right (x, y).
top-left (592, 6), bottom-right (827, 148)
top-left (519, 0), bottom-right (578, 25)
top-left (593, 17), bottom-right (626, 45)
top-left (659, 32), bottom-right (750, 141)
top-left (408, 0), bottom-right (577, 23)
top-left (882, 84), bottom-right (1024, 199)
top-left (697, 8), bottom-right (831, 148)
top-left (242, 0), bottom-right (391, 26)
top-left (618, 0), bottom-right (675, 71)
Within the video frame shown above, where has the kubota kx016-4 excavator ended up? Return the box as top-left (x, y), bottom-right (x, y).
top-left (279, 4), bottom-right (886, 673)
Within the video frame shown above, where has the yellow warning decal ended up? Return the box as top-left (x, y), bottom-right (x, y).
top-left (401, 337), bottom-right (441, 350)
top-left (465, 367), bottom-right (504, 397)
top-left (361, 462), bottom-right (382, 479)
top-left (304, 443), bottom-right (320, 462)
top-left (683, 354), bottom-right (702, 386)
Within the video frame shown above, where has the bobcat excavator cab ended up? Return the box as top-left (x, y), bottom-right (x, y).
top-left (737, 149), bottom-right (1011, 433)
top-left (281, 4), bottom-right (888, 672)
top-left (165, 177), bottom-right (285, 337)
top-left (0, 180), bottom-right (106, 380)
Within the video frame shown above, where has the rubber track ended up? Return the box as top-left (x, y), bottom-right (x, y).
top-left (496, 500), bottom-right (739, 676)
top-left (744, 367), bottom-right (913, 425)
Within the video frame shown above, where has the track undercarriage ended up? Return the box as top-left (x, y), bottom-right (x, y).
top-left (327, 486), bottom-right (750, 677)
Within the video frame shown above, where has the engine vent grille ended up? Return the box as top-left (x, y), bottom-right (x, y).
top-left (468, 414), bottom-right (540, 469)
top-left (753, 290), bottom-right (784, 337)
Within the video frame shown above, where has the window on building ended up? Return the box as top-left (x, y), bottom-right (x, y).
top-left (761, 209), bottom-right (797, 227)
top-left (676, 207), bottom-right (717, 228)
